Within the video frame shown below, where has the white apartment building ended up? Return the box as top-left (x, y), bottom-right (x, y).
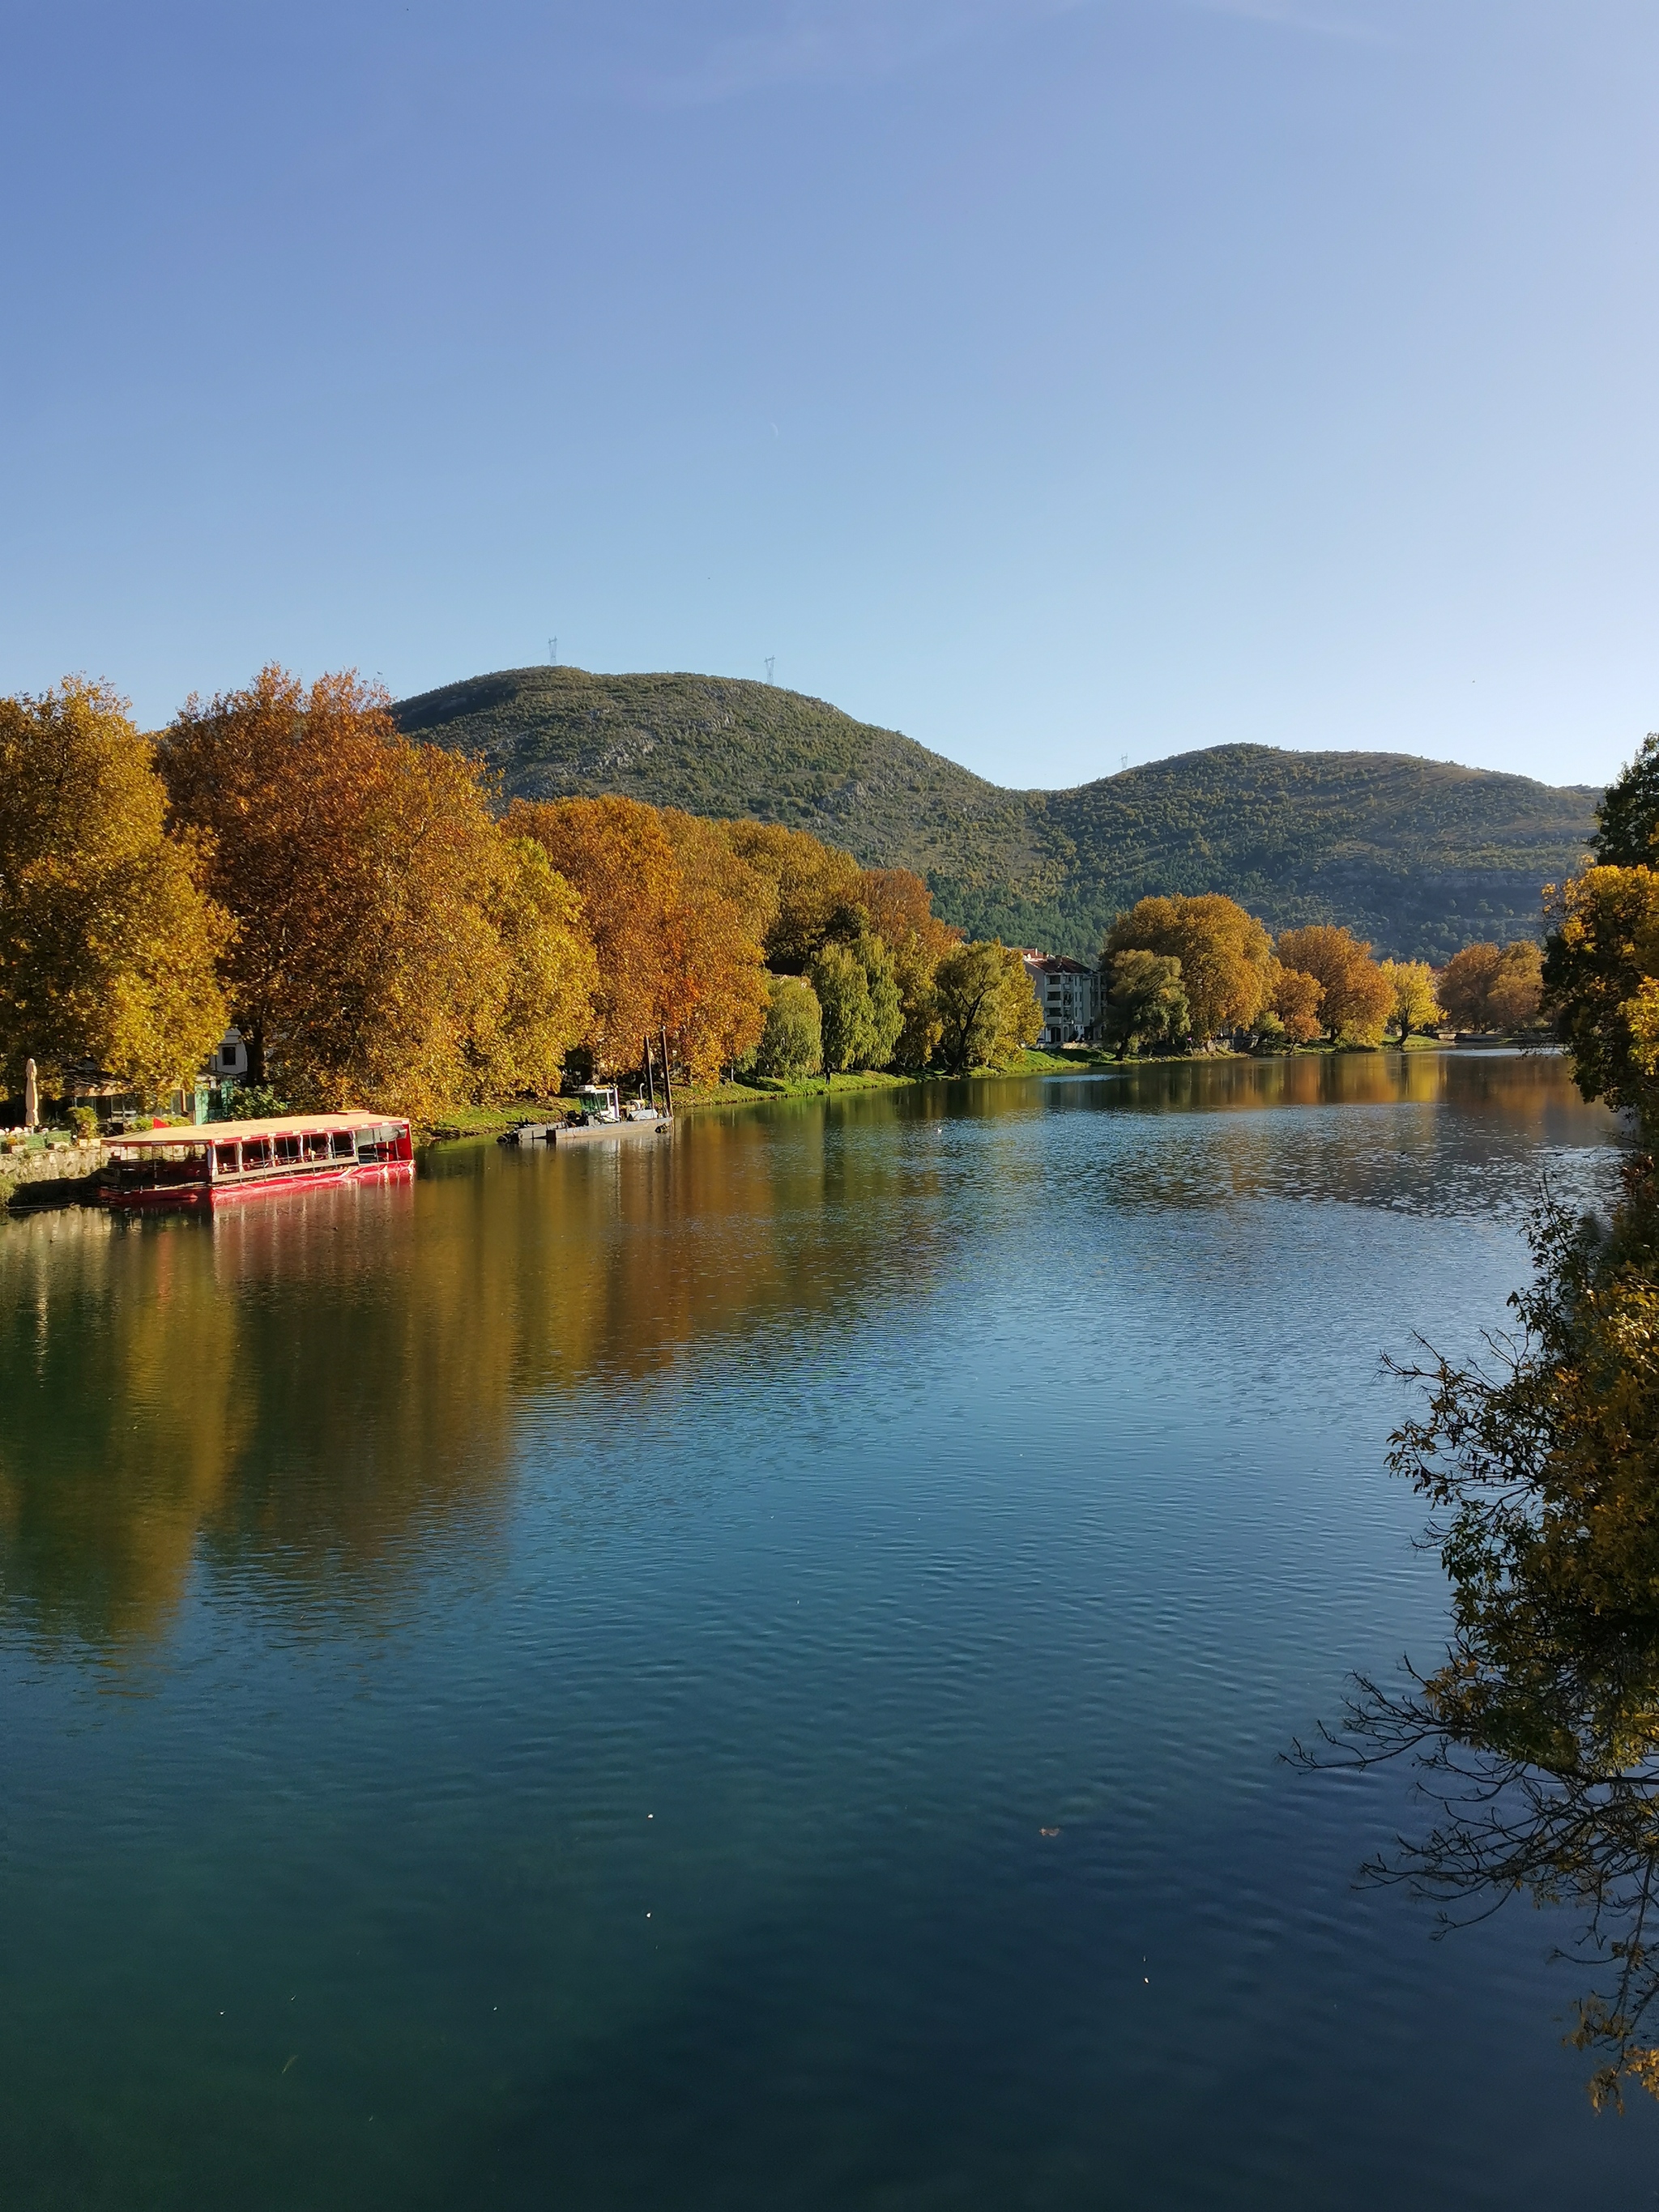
top-left (1019, 952), bottom-right (1097, 1046)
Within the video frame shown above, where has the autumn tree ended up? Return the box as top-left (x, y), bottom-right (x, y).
top-left (1266, 961), bottom-right (1324, 1046)
top-left (164, 667), bottom-right (587, 1119)
top-left (1438, 940), bottom-right (1544, 1034)
top-left (1103, 895), bottom-right (1272, 1040)
top-left (0, 680), bottom-right (230, 1102)
top-left (508, 795), bottom-right (683, 1076)
top-left (1099, 950), bottom-right (1188, 1060)
top-left (659, 811), bottom-right (770, 1080)
top-left (513, 798), bottom-right (771, 1083)
top-left (752, 974), bottom-right (822, 1079)
top-left (1541, 872), bottom-right (1659, 1114)
top-left (470, 837), bottom-right (598, 1101)
top-left (933, 940), bottom-right (1040, 1074)
top-left (858, 866), bottom-right (957, 1071)
top-left (1274, 925), bottom-right (1393, 1045)
top-left (1378, 958), bottom-right (1444, 1038)
top-left (720, 820), bottom-right (864, 971)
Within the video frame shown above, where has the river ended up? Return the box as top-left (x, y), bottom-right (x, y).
top-left (3, 1051), bottom-right (1654, 2206)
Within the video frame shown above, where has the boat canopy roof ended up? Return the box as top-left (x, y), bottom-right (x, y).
top-left (108, 1112), bottom-right (405, 1150)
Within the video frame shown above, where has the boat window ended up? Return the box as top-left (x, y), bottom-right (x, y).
top-left (215, 1144), bottom-right (240, 1174)
top-left (242, 1138), bottom-right (272, 1169)
top-left (275, 1135), bottom-right (302, 1165)
top-left (304, 1132), bottom-right (331, 1161)
top-left (331, 1132), bottom-right (356, 1158)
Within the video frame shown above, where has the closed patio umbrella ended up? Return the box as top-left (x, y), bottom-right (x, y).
top-left (24, 1057), bottom-right (39, 1132)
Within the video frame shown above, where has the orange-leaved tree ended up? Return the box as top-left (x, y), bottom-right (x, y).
top-left (0, 679), bottom-right (230, 1102)
top-left (1266, 959), bottom-right (1324, 1046)
top-left (163, 667), bottom-right (588, 1118)
top-left (508, 795), bottom-right (684, 1076)
top-left (1438, 940), bottom-right (1544, 1034)
top-left (659, 811), bottom-right (770, 1081)
top-left (1274, 924), bottom-right (1393, 1044)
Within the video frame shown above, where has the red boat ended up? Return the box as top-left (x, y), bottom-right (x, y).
top-left (100, 1112), bottom-right (415, 1208)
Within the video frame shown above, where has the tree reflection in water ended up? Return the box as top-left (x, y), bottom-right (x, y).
top-left (1301, 1165), bottom-right (1659, 2109)
top-left (0, 1112), bottom-right (943, 1655)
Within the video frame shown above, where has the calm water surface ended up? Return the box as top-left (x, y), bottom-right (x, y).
top-left (4, 1053), bottom-right (1655, 2207)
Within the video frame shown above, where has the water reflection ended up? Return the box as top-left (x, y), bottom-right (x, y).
top-left (1301, 1161), bottom-right (1659, 2111)
top-left (0, 1053), bottom-right (1617, 1659)
top-left (0, 1114), bottom-right (948, 1652)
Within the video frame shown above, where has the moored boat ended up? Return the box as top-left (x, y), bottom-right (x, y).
top-left (99, 1113), bottom-right (414, 1208)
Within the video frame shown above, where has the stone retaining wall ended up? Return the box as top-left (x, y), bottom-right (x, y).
top-left (0, 1142), bottom-right (109, 1208)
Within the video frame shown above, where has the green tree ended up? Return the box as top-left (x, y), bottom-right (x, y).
top-left (933, 940), bottom-right (1038, 1073)
top-left (753, 974), bottom-right (823, 1078)
top-left (0, 680), bottom-right (230, 1103)
top-left (856, 931), bottom-right (903, 1068)
top-left (808, 930), bottom-right (902, 1073)
top-left (1099, 949), bottom-right (1188, 1059)
top-left (1592, 730), bottom-right (1659, 866)
top-left (810, 940), bottom-right (876, 1073)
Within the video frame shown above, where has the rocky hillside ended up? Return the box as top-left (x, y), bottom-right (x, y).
top-left (397, 666), bottom-right (1598, 961)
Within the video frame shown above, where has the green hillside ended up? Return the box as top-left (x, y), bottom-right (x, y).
top-left (396, 666), bottom-right (1598, 963)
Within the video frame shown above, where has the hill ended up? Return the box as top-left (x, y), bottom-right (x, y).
top-left (395, 666), bottom-right (1598, 963)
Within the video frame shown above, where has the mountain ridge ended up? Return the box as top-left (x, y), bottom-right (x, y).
top-left (395, 665), bottom-right (1598, 963)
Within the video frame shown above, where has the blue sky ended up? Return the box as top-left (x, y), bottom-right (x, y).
top-left (2, 1), bottom-right (1654, 789)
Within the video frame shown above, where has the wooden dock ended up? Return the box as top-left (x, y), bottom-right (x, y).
top-left (501, 1117), bottom-right (673, 1148)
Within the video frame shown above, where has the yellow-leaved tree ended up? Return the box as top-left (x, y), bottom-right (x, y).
top-left (0, 679), bottom-right (230, 1103)
top-left (1103, 894), bottom-right (1273, 1040)
top-left (1377, 958), bottom-right (1444, 1038)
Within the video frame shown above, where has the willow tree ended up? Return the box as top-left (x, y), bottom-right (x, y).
top-left (859, 866), bottom-right (958, 1072)
top-left (0, 680), bottom-right (229, 1102)
top-left (933, 940), bottom-right (1040, 1074)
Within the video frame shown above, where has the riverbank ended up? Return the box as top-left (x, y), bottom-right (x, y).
top-left (421, 1050), bottom-right (1110, 1144)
